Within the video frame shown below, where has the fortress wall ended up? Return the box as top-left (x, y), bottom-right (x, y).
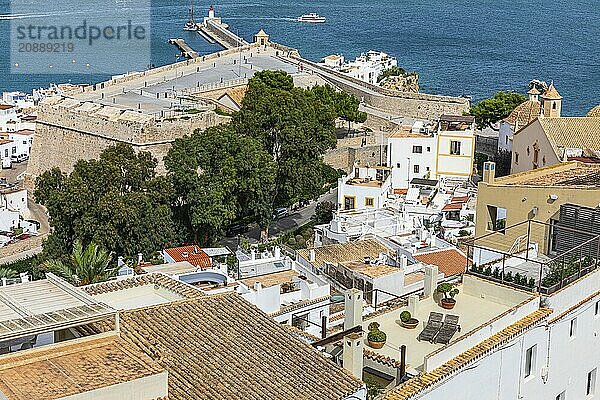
top-left (26, 102), bottom-right (226, 187)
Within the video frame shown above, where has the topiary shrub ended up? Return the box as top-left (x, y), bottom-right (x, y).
top-left (367, 329), bottom-right (386, 343)
top-left (400, 311), bottom-right (411, 323)
top-left (368, 321), bottom-right (380, 331)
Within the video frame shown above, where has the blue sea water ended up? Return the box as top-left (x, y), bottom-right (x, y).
top-left (0, 0), bottom-right (598, 115)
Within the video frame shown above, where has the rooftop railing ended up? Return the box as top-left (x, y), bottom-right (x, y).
top-left (465, 219), bottom-right (600, 295)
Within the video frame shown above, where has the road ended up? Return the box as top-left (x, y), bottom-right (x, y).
top-left (220, 188), bottom-right (337, 249)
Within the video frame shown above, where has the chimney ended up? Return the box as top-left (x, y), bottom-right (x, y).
top-left (274, 246), bottom-right (281, 259)
top-left (251, 249), bottom-right (256, 261)
top-left (137, 253), bottom-right (143, 264)
top-left (254, 282), bottom-right (262, 291)
top-left (117, 256), bottom-right (125, 267)
top-left (430, 235), bottom-right (437, 248)
top-left (182, 252), bottom-right (189, 258)
top-left (408, 294), bottom-right (419, 316)
top-left (344, 289), bottom-right (363, 331)
top-left (19, 272), bottom-right (29, 283)
top-left (343, 332), bottom-right (364, 380)
top-left (424, 264), bottom-right (438, 298)
top-left (400, 254), bottom-right (407, 268)
top-left (309, 249), bottom-right (315, 262)
top-left (482, 161), bottom-right (496, 184)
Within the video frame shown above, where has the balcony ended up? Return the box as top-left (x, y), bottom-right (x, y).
top-left (465, 219), bottom-right (600, 295)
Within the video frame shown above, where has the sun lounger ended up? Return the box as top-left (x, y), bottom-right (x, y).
top-left (417, 312), bottom-right (443, 342)
top-left (433, 314), bottom-right (460, 344)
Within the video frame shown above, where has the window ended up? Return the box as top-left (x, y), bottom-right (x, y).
top-left (487, 205), bottom-right (507, 233)
top-left (426, 166), bottom-right (430, 171)
top-left (396, 162), bottom-right (401, 168)
top-left (426, 146), bottom-right (431, 152)
top-left (515, 153), bottom-right (519, 164)
top-left (570, 317), bottom-right (577, 338)
top-left (556, 391), bottom-right (565, 400)
top-left (553, 102), bottom-right (557, 110)
top-left (588, 368), bottom-right (597, 397)
top-left (365, 197), bottom-right (374, 207)
top-left (524, 344), bottom-right (537, 378)
top-left (450, 141), bottom-right (461, 155)
top-left (11, 147), bottom-right (16, 154)
top-left (414, 165), bottom-right (420, 174)
top-left (4, 149), bottom-right (7, 157)
top-left (412, 145), bottom-right (423, 153)
top-left (22, 140), bottom-right (26, 145)
top-left (595, 300), bottom-right (600, 316)
top-left (344, 196), bottom-right (355, 210)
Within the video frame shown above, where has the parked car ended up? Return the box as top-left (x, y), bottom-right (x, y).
top-left (2, 158), bottom-right (11, 169)
top-left (273, 207), bottom-right (289, 220)
top-left (10, 154), bottom-right (28, 163)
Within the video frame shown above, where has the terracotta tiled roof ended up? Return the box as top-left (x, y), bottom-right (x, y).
top-left (0, 140), bottom-right (12, 145)
top-left (503, 100), bottom-right (540, 127)
top-left (587, 105), bottom-right (600, 118)
top-left (298, 239), bottom-right (391, 269)
top-left (364, 349), bottom-right (402, 368)
top-left (12, 129), bottom-right (34, 135)
top-left (164, 245), bottom-right (211, 267)
top-left (542, 82), bottom-right (562, 100)
top-left (536, 117), bottom-right (600, 158)
top-left (381, 308), bottom-right (552, 400)
top-left (414, 249), bottom-right (468, 276)
top-left (118, 293), bottom-right (362, 400)
top-left (82, 272), bottom-right (204, 299)
top-left (0, 105), bottom-right (14, 110)
top-left (450, 196), bottom-right (469, 203)
top-left (394, 188), bottom-right (408, 195)
top-left (0, 335), bottom-right (164, 400)
top-left (269, 295), bottom-right (331, 317)
top-left (497, 162), bottom-right (600, 188)
top-left (441, 203), bottom-right (463, 211)
top-left (241, 269), bottom-right (299, 289)
top-left (527, 87), bottom-right (540, 95)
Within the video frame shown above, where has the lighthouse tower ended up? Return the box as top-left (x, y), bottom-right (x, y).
top-left (204, 5), bottom-right (222, 24)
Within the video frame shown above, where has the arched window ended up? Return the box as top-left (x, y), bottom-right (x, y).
top-left (552, 102), bottom-right (557, 110)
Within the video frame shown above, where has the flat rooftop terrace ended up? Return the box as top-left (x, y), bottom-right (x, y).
top-left (69, 47), bottom-right (298, 115)
top-left (362, 275), bottom-right (537, 373)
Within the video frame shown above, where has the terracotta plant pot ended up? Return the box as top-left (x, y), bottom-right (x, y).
top-left (368, 340), bottom-right (385, 349)
top-left (441, 298), bottom-right (456, 310)
top-left (401, 318), bottom-right (419, 329)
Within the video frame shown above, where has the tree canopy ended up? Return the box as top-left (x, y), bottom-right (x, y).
top-left (165, 124), bottom-right (276, 243)
top-left (469, 91), bottom-right (528, 130)
top-left (35, 143), bottom-right (176, 260)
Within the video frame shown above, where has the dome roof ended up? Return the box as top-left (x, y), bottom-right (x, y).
top-left (587, 105), bottom-right (600, 118)
top-left (503, 100), bottom-right (540, 127)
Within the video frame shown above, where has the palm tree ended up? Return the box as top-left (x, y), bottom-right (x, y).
top-left (44, 241), bottom-right (115, 286)
top-left (0, 268), bottom-right (17, 279)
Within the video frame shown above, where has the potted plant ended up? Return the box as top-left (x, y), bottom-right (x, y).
top-left (367, 322), bottom-right (386, 349)
top-left (400, 310), bottom-right (419, 329)
top-left (436, 282), bottom-right (459, 310)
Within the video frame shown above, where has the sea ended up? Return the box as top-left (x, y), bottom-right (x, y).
top-left (0, 0), bottom-right (598, 115)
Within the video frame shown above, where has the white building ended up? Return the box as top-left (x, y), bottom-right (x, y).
top-left (336, 51), bottom-right (398, 85)
top-left (8, 129), bottom-right (34, 157)
top-left (388, 115), bottom-right (475, 190)
top-left (337, 166), bottom-right (392, 211)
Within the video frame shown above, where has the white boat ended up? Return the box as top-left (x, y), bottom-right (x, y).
top-left (183, 0), bottom-right (198, 31)
top-left (297, 13), bottom-right (326, 23)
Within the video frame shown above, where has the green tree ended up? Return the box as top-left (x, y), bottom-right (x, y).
top-left (469, 91), bottom-right (528, 130)
top-left (43, 240), bottom-right (114, 286)
top-left (35, 143), bottom-right (176, 260)
top-left (313, 201), bottom-right (335, 225)
top-left (165, 125), bottom-right (276, 242)
top-left (376, 65), bottom-right (409, 83)
top-left (233, 70), bottom-right (338, 208)
top-left (310, 84), bottom-right (367, 133)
